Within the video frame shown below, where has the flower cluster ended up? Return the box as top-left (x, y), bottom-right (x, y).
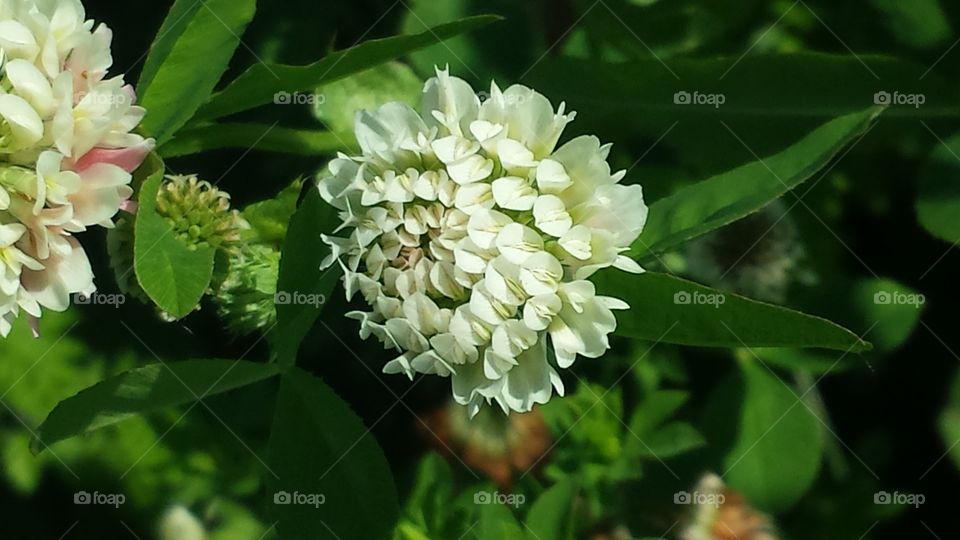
top-left (0, 0), bottom-right (153, 336)
top-left (318, 68), bottom-right (647, 414)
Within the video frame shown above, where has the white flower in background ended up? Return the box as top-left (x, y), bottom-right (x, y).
top-left (318, 67), bottom-right (647, 415)
top-left (0, 0), bottom-right (154, 336)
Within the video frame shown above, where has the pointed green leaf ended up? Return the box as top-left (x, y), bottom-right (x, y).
top-left (524, 479), bottom-right (578, 540)
top-left (34, 359), bottom-right (280, 451)
top-left (133, 155), bottom-right (216, 319)
top-left (630, 108), bottom-right (882, 262)
top-left (270, 187), bottom-right (340, 365)
top-left (192, 15), bottom-right (500, 122)
top-left (705, 358), bottom-right (824, 512)
top-left (159, 123), bottom-right (354, 158)
top-left (595, 271), bottom-right (871, 352)
top-left (267, 368), bottom-right (398, 540)
top-left (138, 0), bottom-right (257, 143)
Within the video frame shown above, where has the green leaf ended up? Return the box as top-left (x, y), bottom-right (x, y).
top-left (158, 123), bottom-right (354, 158)
top-left (270, 188), bottom-right (340, 365)
top-left (133, 155), bottom-right (216, 319)
top-left (619, 391), bottom-right (703, 469)
top-left (527, 53), bottom-right (956, 172)
top-left (267, 368), bottom-right (398, 540)
top-left (137, 0), bottom-right (203, 92)
top-left (917, 133), bottom-right (960, 244)
top-left (705, 358), bottom-right (824, 512)
top-left (595, 271), bottom-right (871, 352)
top-left (524, 479), bottom-right (578, 540)
top-left (192, 15), bottom-right (500, 122)
top-left (870, 0), bottom-right (951, 50)
top-left (34, 359), bottom-right (280, 451)
top-left (847, 278), bottom-right (923, 352)
top-left (313, 61), bottom-right (423, 134)
top-left (630, 108), bottom-right (882, 262)
top-left (938, 370), bottom-right (960, 471)
top-left (138, 0), bottom-right (257, 143)
top-left (241, 179), bottom-right (304, 247)
top-left (478, 501), bottom-right (525, 540)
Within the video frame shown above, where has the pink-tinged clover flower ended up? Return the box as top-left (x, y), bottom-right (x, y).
top-left (0, 0), bottom-right (153, 336)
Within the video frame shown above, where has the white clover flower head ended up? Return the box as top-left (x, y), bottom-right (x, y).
top-left (318, 67), bottom-right (648, 415)
top-left (0, 0), bottom-right (154, 336)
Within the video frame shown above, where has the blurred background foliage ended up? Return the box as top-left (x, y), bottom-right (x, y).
top-left (2, 0), bottom-right (960, 538)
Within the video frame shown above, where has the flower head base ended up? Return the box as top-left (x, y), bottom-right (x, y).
top-left (155, 175), bottom-right (247, 251)
top-left (319, 67), bottom-right (647, 415)
top-left (1, 0), bottom-right (153, 336)
top-left (213, 243), bottom-right (280, 335)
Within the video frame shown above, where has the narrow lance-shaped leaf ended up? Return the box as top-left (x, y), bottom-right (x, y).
top-left (133, 154), bottom-right (216, 319)
top-left (34, 360), bottom-right (280, 452)
top-left (138, 0), bottom-right (257, 144)
top-left (595, 271), bottom-right (871, 353)
top-left (267, 368), bottom-right (398, 540)
top-left (270, 187), bottom-right (341, 365)
top-left (159, 123), bottom-right (355, 158)
top-left (137, 0), bottom-right (203, 92)
top-left (630, 107), bottom-right (883, 262)
top-left (191, 15), bottom-right (500, 123)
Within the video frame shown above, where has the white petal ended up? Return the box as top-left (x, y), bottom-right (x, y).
top-left (491, 176), bottom-right (537, 211)
top-left (467, 208), bottom-right (513, 249)
top-left (536, 158), bottom-right (572, 194)
top-left (446, 154), bottom-right (494, 185)
top-left (522, 293), bottom-right (562, 332)
top-left (497, 138), bottom-right (537, 170)
top-left (519, 251), bottom-right (564, 296)
top-left (533, 195), bottom-right (572, 237)
top-left (495, 223), bottom-right (544, 265)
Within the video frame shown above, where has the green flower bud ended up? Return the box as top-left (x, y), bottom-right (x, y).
top-left (213, 243), bottom-right (281, 335)
top-left (155, 175), bottom-right (248, 251)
